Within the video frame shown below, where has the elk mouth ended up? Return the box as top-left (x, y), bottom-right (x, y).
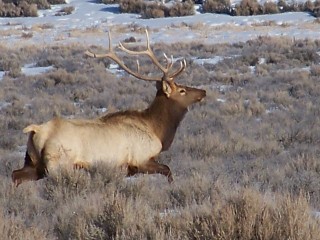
top-left (197, 91), bottom-right (206, 102)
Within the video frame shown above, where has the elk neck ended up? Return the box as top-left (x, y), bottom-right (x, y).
top-left (143, 90), bottom-right (187, 151)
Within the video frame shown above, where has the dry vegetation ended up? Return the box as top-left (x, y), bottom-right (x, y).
top-left (203, 0), bottom-right (320, 17)
top-left (119, 0), bottom-right (195, 18)
top-left (0, 0), bottom-right (66, 17)
top-left (1, 37), bottom-right (320, 239)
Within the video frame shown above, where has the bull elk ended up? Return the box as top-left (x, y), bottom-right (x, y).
top-left (12, 30), bottom-right (206, 186)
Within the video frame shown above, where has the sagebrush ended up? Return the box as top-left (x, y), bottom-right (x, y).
top-left (0, 36), bottom-right (320, 239)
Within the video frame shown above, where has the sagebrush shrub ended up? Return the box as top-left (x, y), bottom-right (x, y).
top-left (119, 0), bottom-right (143, 14)
top-left (234, 0), bottom-right (262, 16)
top-left (100, 0), bottom-right (120, 3)
top-left (1, 38), bottom-right (320, 239)
top-left (168, 0), bottom-right (195, 17)
top-left (263, 1), bottom-right (279, 14)
top-left (203, 0), bottom-right (231, 14)
top-left (119, 0), bottom-right (194, 18)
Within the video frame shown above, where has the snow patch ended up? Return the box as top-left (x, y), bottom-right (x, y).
top-left (0, 101), bottom-right (10, 110)
top-left (266, 106), bottom-right (279, 114)
top-left (217, 84), bottom-right (233, 94)
top-left (159, 209), bottom-right (181, 218)
top-left (0, 71), bottom-right (5, 81)
top-left (21, 63), bottom-right (54, 76)
top-left (217, 98), bottom-right (226, 103)
top-left (193, 56), bottom-right (224, 65)
top-left (0, 1), bottom-right (319, 47)
top-left (313, 211), bottom-right (320, 218)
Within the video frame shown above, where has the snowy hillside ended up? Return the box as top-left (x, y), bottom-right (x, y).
top-left (0, 0), bottom-right (319, 47)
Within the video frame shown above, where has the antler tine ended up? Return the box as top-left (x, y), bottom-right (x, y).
top-left (136, 59), bottom-right (140, 73)
top-left (85, 30), bottom-right (186, 82)
top-left (84, 31), bottom-right (114, 58)
top-left (168, 59), bottom-right (187, 80)
top-left (85, 31), bottom-right (162, 82)
top-left (163, 53), bottom-right (174, 70)
top-left (118, 29), bottom-right (171, 76)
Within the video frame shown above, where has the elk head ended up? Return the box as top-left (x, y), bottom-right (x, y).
top-left (85, 30), bottom-right (206, 110)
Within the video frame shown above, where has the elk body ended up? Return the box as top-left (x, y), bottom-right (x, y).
top-left (12, 31), bottom-right (206, 186)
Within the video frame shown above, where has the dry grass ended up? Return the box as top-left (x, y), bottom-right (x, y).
top-left (1, 37), bottom-right (320, 239)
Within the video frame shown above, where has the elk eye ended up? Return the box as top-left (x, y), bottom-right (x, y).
top-left (179, 89), bottom-right (186, 94)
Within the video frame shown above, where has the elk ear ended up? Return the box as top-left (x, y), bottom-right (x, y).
top-left (162, 81), bottom-right (172, 98)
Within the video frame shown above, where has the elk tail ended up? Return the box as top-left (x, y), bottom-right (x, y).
top-left (25, 129), bottom-right (41, 166)
top-left (23, 124), bottom-right (41, 134)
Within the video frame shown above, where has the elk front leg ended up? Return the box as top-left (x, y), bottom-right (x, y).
top-left (137, 158), bottom-right (173, 183)
top-left (126, 165), bottom-right (138, 177)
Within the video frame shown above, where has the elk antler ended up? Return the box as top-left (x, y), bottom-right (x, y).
top-left (85, 30), bottom-right (186, 83)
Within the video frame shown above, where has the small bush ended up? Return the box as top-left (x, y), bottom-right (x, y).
top-left (234, 0), bottom-right (262, 16)
top-left (119, 0), bottom-right (194, 18)
top-left (203, 0), bottom-right (231, 14)
top-left (0, 1), bottom-right (38, 17)
top-left (119, 0), bottom-right (143, 14)
top-left (169, 0), bottom-right (195, 17)
top-left (142, 2), bottom-right (166, 18)
top-left (21, 31), bottom-right (33, 38)
top-left (100, 0), bottom-right (120, 3)
top-left (55, 6), bottom-right (74, 16)
top-left (47, 0), bottom-right (66, 4)
top-left (312, 6), bottom-right (320, 17)
top-left (263, 1), bottom-right (279, 14)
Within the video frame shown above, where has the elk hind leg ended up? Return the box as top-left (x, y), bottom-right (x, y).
top-left (138, 158), bottom-right (173, 183)
top-left (12, 151), bottom-right (42, 187)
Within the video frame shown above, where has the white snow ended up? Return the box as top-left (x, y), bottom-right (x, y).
top-left (217, 98), bottom-right (226, 103)
top-left (0, 1), bottom-right (319, 47)
top-left (313, 211), bottom-right (320, 219)
top-left (21, 63), bottom-right (54, 76)
top-left (0, 101), bottom-right (10, 110)
top-left (193, 56), bottom-right (225, 66)
top-left (0, 71), bottom-right (5, 81)
top-left (159, 208), bottom-right (181, 218)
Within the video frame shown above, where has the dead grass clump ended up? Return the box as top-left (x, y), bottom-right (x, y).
top-left (142, 2), bottom-right (166, 18)
top-left (119, 0), bottom-right (143, 14)
top-left (119, 0), bottom-right (194, 18)
top-left (202, 0), bottom-right (231, 14)
top-left (48, 0), bottom-right (65, 4)
top-left (100, 0), bottom-right (120, 3)
top-left (0, 208), bottom-right (48, 240)
top-left (0, 54), bottom-right (25, 78)
top-left (0, 1), bottom-right (38, 17)
top-left (55, 6), bottom-right (75, 16)
top-left (158, 189), bottom-right (320, 239)
top-left (310, 64), bottom-right (320, 75)
top-left (263, 1), bottom-right (279, 14)
top-left (234, 0), bottom-right (262, 16)
top-left (168, 0), bottom-right (195, 17)
top-left (0, 2), bottom-right (20, 17)
top-left (21, 31), bottom-right (33, 39)
top-left (313, 7), bottom-right (320, 17)
top-left (19, 1), bottom-right (38, 16)
top-left (23, 0), bottom-right (50, 9)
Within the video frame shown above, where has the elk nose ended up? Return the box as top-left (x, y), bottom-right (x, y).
top-left (200, 90), bottom-right (206, 99)
top-left (197, 90), bottom-right (206, 102)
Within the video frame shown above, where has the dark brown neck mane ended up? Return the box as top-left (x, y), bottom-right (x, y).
top-left (144, 90), bottom-right (187, 151)
top-left (100, 90), bottom-right (187, 151)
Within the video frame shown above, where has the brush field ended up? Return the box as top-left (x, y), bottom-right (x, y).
top-left (0, 37), bottom-right (320, 239)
